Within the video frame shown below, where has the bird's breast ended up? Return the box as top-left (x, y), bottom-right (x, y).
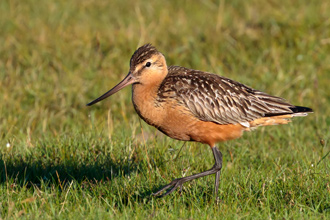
top-left (132, 83), bottom-right (195, 141)
top-left (132, 84), bottom-right (165, 127)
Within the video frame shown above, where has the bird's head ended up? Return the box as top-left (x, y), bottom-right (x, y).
top-left (87, 44), bottom-right (167, 106)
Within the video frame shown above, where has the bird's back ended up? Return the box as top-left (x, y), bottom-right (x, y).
top-left (157, 66), bottom-right (312, 128)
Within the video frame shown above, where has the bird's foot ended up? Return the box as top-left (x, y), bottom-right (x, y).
top-left (152, 177), bottom-right (186, 198)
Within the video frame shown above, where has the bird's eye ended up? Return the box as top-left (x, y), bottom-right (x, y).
top-left (145, 62), bottom-right (151, 67)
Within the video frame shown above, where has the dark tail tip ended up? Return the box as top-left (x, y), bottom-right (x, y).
top-left (289, 106), bottom-right (313, 113)
top-left (265, 105), bottom-right (313, 117)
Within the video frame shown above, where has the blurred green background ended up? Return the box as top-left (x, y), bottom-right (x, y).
top-left (0, 0), bottom-right (329, 219)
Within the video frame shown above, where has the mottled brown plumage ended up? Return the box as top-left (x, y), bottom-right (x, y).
top-left (87, 44), bottom-right (312, 198)
top-left (158, 66), bottom-right (302, 126)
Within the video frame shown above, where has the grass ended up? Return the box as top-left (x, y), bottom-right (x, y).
top-left (1, 0), bottom-right (330, 219)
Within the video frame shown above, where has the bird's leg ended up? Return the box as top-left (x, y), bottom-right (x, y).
top-left (214, 169), bottom-right (221, 197)
top-left (153, 146), bottom-right (222, 198)
top-left (213, 147), bottom-right (222, 197)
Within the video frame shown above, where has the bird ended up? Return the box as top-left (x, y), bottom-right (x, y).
top-left (87, 44), bottom-right (312, 198)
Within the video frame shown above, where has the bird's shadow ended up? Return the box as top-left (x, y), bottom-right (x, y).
top-left (0, 152), bottom-right (163, 203)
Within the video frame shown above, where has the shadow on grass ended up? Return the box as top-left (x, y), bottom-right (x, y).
top-left (0, 151), bottom-right (173, 203)
top-left (0, 155), bottom-right (140, 187)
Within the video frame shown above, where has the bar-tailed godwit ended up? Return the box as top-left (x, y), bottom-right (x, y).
top-left (87, 44), bottom-right (312, 198)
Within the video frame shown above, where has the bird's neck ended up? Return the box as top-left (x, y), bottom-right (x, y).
top-left (132, 75), bottom-right (164, 106)
top-left (131, 75), bottom-right (166, 126)
top-left (132, 69), bottom-right (168, 100)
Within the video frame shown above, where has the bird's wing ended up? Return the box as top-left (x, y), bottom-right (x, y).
top-left (158, 66), bottom-right (295, 125)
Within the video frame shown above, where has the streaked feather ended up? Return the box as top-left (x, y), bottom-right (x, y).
top-left (157, 66), bottom-right (308, 125)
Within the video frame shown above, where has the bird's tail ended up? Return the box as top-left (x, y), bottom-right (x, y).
top-left (248, 105), bottom-right (313, 129)
top-left (264, 105), bottom-right (313, 117)
top-left (289, 106), bottom-right (313, 117)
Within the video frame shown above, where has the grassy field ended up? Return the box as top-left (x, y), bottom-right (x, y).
top-left (1, 0), bottom-right (330, 219)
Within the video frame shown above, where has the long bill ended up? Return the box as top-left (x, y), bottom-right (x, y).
top-left (86, 72), bottom-right (137, 106)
